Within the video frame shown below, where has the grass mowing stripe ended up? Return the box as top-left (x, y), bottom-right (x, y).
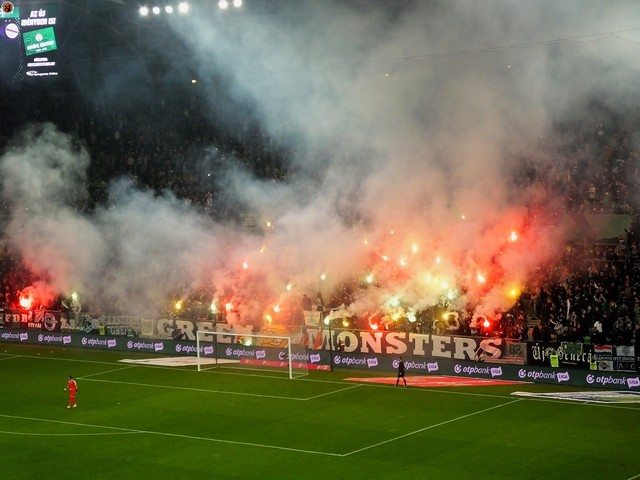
top-left (196, 366), bottom-right (312, 381)
top-left (80, 377), bottom-right (309, 400)
top-left (4, 353), bottom-right (122, 366)
top-left (2, 345), bottom-right (639, 479)
top-left (0, 351), bottom-right (520, 401)
top-left (343, 398), bottom-right (524, 457)
top-left (0, 413), bottom-right (343, 457)
top-left (9, 348), bottom-right (640, 408)
top-left (4, 351), bottom-right (321, 382)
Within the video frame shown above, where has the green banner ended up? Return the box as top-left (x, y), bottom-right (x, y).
top-left (22, 26), bottom-right (56, 55)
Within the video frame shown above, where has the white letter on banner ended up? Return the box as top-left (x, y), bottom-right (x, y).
top-left (453, 336), bottom-right (477, 360)
top-left (338, 331), bottom-right (359, 353)
top-left (385, 332), bottom-right (407, 354)
top-left (408, 333), bottom-right (430, 355)
top-left (360, 331), bottom-right (383, 353)
top-left (431, 335), bottom-right (452, 358)
top-left (479, 338), bottom-right (502, 359)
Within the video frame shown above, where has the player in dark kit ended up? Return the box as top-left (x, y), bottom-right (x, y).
top-left (395, 356), bottom-right (407, 387)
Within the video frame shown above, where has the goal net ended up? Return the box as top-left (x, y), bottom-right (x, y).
top-left (195, 330), bottom-right (309, 379)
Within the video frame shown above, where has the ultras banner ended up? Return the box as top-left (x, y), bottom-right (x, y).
top-left (527, 341), bottom-right (636, 372)
top-left (309, 328), bottom-right (526, 363)
top-left (0, 309), bottom-right (61, 331)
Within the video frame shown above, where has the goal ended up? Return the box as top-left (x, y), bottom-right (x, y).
top-left (195, 330), bottom-right (309, 379)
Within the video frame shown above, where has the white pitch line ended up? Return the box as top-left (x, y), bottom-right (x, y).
top-left (509, 396), bottom-right (640, 411)
top-left (0, 413), bottom-right (147, 432)
top-left (303, 384), bottom-right (364, 400)
top-left (0, 430), bottom-right (141, 437)
top-left (342, 398), bottom-right (524, 456)
top-left (625, 474), bottom-right (640, 480)
top-left (77, 366), bottom-right (135, 379)
top-left (128, 428), bottom-right (343, 457)
top-left (4, 352), bottom-right (322, 383)
top-left (80, 366), bottom-right (358, 401)
top-left (80, 377), bottom-right (308, 401)
top-left (0, 414), bottom-right (342, 457)
top-left (0, 355), bottom-right (20, 361)
top-left (81, 366), bottom-right (365, 402)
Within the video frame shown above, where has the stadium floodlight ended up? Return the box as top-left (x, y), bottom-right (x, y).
top-left (139, 6), bottom-right (149, 15)
top-left (195, 330), bottom-right (309, 379)
top-left (178, 2), bottom-right (189, 13)
top-left (218, 0), bottom-right (229, 9)
top-left (233, 0), bottom-right (242, 7)
top-left (152, 6), bottom-right (161, 14)
top-left (165, 5), bottom-right (173, 13)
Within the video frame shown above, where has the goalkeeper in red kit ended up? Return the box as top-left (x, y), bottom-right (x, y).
top-left (65, 375), bottom-right (78, 408)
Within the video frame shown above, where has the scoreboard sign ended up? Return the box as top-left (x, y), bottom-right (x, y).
top-left (0, 1), bottom-right (59, 81)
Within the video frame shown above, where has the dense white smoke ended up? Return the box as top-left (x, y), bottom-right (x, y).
top-left (2, 1), bottom-right (640, 326)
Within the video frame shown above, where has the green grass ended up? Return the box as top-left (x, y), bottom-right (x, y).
top-left (0, 343), bottom-right (638, 480)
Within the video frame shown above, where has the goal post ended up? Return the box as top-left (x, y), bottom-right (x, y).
top-left (195, 330), bottom-right (309, 379)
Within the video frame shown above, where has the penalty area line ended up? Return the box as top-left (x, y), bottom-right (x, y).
top-left (0, 414), bottom-right (146, 434)
top-left (0, 413), bottom-right (342, 457)
top-left (80, 377), bottom-right (308, 401)
top-left (77, 366), bottom-right (135, 380)
top-left (0, 355), bottom-right (20, 361)
top-left (303, 384), bottom-right (364, 401)
top-left (342, 398), bottom-right (524, 456)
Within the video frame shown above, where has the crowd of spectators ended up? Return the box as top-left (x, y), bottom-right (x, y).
top-left (514, 102), bottom-right (640, 216)
top-left (0, 85), bottom-right (290, 221)
top-left (1, 85), bottom-right (640, 347)
top-left (526, 236), bottom-right (640, 347)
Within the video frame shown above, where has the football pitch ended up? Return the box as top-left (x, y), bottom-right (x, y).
top-left (1, 344), bottom-right (638, 480)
